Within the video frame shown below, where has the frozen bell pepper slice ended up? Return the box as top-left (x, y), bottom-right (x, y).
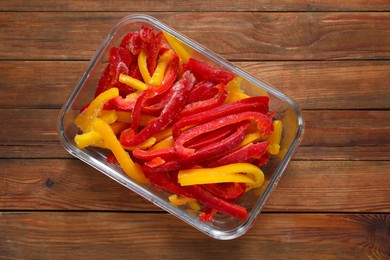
top-left (179, 121), bottom-right (249, 166)
top-left (175, 111), bottom-right (273, 160)
top-left (152, 51), bottom-right (179, 95)
top-left (119, 73), bottom-right (148, 91)
top-left (75, 88), bottom-right (119, 133)
top-left (148, 49), bottom-right (174, 86)
top-left (147, 31), bottom-right (163, 74)
top-left (186, 81), bottom-right (216, 104)
top-left (163, 32), bottom-right (192, 63)
top-left (142, 164), bottom-right (191, 197)
top-left (172, 96), bottom-right (269, 138)
top-left (181, 184), bottom-right (248, 220)
top-left (138, 48), bottom-right (152, 84)
top-left (207, 141), bottom-right (270, 168)
top-left (203, 182), bottom-right (247, 201)
top-left (120, 31), bottom-right (142, 55)
top-left (93, 117), bottom-right (147, 184)
top-left (178, 162), bottom-right (264, 188)
top-left (266, 120), bottom-right (283, 155)
top-left (120, 71), bottom-right (196, 147)
top-left (179, 83), bottom-right (228, 118)
top-left (199, 207), bottom-right (218, 222)
top-left (74, 130), bottom-right (103, 149)
top-left (168, 194), bottom-right (200, 211)
top-left (186, 58), bottom-right (235, 84)
top-left (132, 147), bottom-right (177, 162)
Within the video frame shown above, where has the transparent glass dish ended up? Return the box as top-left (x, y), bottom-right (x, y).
top-left (58, 14), bottom-right (304, 240)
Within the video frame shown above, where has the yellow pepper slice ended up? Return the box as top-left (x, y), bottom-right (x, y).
top-left (168, 194), bottom-right (201, 211)
top-left (163, 32), bottom-right (192, 63)
top-left (178, 163), bottom-right (264, 188)
top-left (74, 130), bottom-right (103, 149)
top-left (119, 74), bottom-right (148, 91)
top-left (226, 77), bottom-right (249, 103)
top-left (266, 120), bottom-right (283, 155)
top-left (149, 136), bottom-right (174, 150)
top-left (126, 91), bottom-right (141, 99)
top-left (99, 110), bottom-right (118, 125)
top-left (152, 127), bottom-right (172, 142)
top-left (109, 121), bottom-right (130, 136)
top-left (149, 49), bottom-right (174, 86)
top-left (75, 88), bottom-right (119, 132)
top-left (93, 117), bottom-right (147, 184)
top-left (239, 131), bottom-right (262, 148)
top-left (138, 48), bottom-right (152, 84)
top-left (115, 110), bottom-right (155, 126)
top-left (123, 137), bottom-right (156, 151)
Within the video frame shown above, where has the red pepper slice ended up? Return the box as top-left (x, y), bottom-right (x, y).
top-left (120, 31), bottom-right (142, 55)
top-left (178, 121), bottom-right (249, 166)
top-left (175, 111), bottom-right (273, 160)
top-left (120, 71), bottom-right (196, 147)
top-left (144, 157), bottom-right (167, 168)
top-left (185, 58), bottom-right (235, 84)
top-left (142, 165), bottom-right (191, 197)
top-left (141, 53), bottom-right (180, 116)
top-left (110, 46), bottom-right (133, 68)
top-left (254, 150), bottom-right (271, 167)
top-left (131, 89), bottom-right (153, 132)
top-left (179, 83), bottom-right (228, 118)
top-left (147, 32), bottom-right (163, 74)
top-left (199, 207), bottom-right (217, 222)
top-left (95, 65), bottom-right (113, 97)
top-left (181, 184), bottom-right (248, 220)
top-left (132, 147), bottom-right (177, 162)
top-left (103, 96), bottom-right (135, 111)
top-left (172, 96), bottom-right (269, 138)
top-left (109, 47), bottom-right (138, 97)
top-left (128, 64), bottom-right (143, 81)
top-left (187, 124), bottom-right (234, 150)
top-left (186, 81), bottom-right (215, 104)
top-left (207, 141), bottom-right (270, 168)
top-left (152, 51), bottom-right (179, 95)
top-left (140, 26), bottom-right (154, 44)
top-left (106, 152), bottom-right (118, 164)
top-left (203, 183), bottom-right (247, 201)
top-left (142, 88), bottom-right (174, 117)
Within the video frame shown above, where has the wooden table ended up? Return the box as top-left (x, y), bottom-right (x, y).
top-left (1, 1), bottom-right (389, 259)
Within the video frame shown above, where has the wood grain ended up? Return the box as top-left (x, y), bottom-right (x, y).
top-left (1, 60), bottom-right (390, 110)
top-left (1, 12), bottom-right (390, 61)
top-left (1, 0), bottom-right (389, 257)
top-left (1, 109), bottom-right (389, 160)
top-left (1, 159), bottom-right (389, 212)
top-left (1, 0), bottom-right (390, 12)
top-left (1, 212), bottom-right (389, 259)
top-left (0, 109), bottom-right (390, 160)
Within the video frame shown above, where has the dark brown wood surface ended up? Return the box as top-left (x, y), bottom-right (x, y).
top-left (0, 1), bottom-right (389, 259)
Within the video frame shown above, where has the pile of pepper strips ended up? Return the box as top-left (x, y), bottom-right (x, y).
top-left (74, 26), bottom-right (281, 221)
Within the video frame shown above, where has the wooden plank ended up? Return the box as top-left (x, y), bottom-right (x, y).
top-left (1, 60), bottom-right (390, 110)
top-left (241, 61), bottom-right (390, 110)
top-left (0, 109), bottom-right (389, 160)
top-left (0, 0), bottom-right (390, 12)
top-left (1, 12), bottom-right (390, 61)
top-left (0, 61), bottom-right (85, 109)
top-left (1, 108), bottom-right (389, 153)
top-left (0, 212), bottom-right (389, 259)
top-left (2, 139), bottom-right (389, 161)
top-left (1, 159), bottom-right (389, 212)
top-left (1, 0), bottom-right (390, 12)
top-left (301, 110), bottom-right (390, 147)
top-left (295, 146), bottom-right (390, 161)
